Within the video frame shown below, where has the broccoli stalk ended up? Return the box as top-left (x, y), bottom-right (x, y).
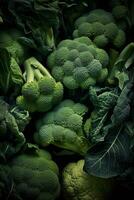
top-left (24, 59), bottom-right (35, 83)
top-left (25, 57), bottom-right (52, 79)
top-left (46, 27), bottom-right (56, 49)
top-left (16, 57), bottom-right (63, 113)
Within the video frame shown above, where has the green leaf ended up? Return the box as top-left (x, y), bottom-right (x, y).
top-left (114, 43), bottom-right (134, 69)
top-left (108, 43), bottom-right (134, 89)
top-left (0, 99), bottom-right (26, 161)
top-left (84, 127), bottom-right (131, 178)
top-left (111, 80), bottom-right (133, 125)
top-left (0, 48), bottom-right (23, 94)
top-left (10, 57), bottom-right (23, 86)
top-left (8, 0), bottom-right (59, 55)
top-left (87, 87), bottom-right (118, 142)
top-left (10, 106), bottom-right (30, 132)
top-left (115, 71), bottom-right (129, 91)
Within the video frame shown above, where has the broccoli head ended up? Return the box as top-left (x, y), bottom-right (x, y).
top-left (0, 148), bottom-right (60, 200)
top-left (73, 9), bottom-right (126, 49)
top-left (16, 57), bottom-right (63, 112)
top-left (62, 160), bottom-right (115, 200)
top-left (47, 37), bottom-right (109, 90)
top-left (34, 100), bottom-right (90, 155)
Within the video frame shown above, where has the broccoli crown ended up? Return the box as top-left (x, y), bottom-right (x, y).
top-left (16, 57), bottom-right (63, 113)
top-left (47, 37), bottom-right (109, 90)
top-left (112, 5), bottom-right (128, 20)
top-left (73, 9), bottom-right (126, 49)
top-left (62, 160), bottom-right (115, 200)
top-left (0, 148), bottom-right (60, 200)
top-left (34, 100), bottom-right (89, 155)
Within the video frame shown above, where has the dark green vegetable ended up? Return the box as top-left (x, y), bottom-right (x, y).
top-left (0, 1), bottom-right (134, 199)
top-left (0, 98), bottom-right (29, 161)
top-left (0, 147), bottom-right (60, 200)
top-left (16, 57), bottom-right (63, 112)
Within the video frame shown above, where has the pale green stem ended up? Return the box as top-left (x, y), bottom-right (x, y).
top-left (24, 59), bottom-right (35, 82)
top-left (25, 57), bottom-right (52, 78)
top-left (34, 69), bottom-right (43, 81)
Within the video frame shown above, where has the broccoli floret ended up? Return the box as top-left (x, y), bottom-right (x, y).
top-left (16, 57), bottom-right (63, 112)
top-left (104, 23), bottom-right (118, 39)
top-left (0, 148), bottom-right (60, 200)
top-left (95, 48), bottom-right (109, 67)
top-left (87, 59), bottom-right (102, 78)
top-left (74, 36), bottom-right (93, 46)
top-left (87, 9), bottom-right (115, 24)
top-left (78, 22), bottom-right (94, 37)
top-left (34, 100), bottom-right (89, 155)
top-left (79, 51), bottom-right (94, 66)
top-left (63, 76), bottom-right (79, 90)
top-left (68, 49), bottom-right (79, 61)
top-left (93, 34), bottom-right (109, 48)
top-left (16, 96), bottom-right (36, 113)
top-left (75, 16), bottom-right (87, 27)
top-left (47, 52), bottom-right (56, 69)
top-left (62, 160), bottom-right (115, 200)
top-left (112, 5), bottom-right (128, 20)
top-left (73, 9), bottom-right (126, 49)
top-left (55, 47), bottom-right (69, 65)
top-left (73, 67), bottom-right (89, 83)
top-left (113, 29), bottom-right (126, 48)
top-left (47, 37), bottom-right (109, 90)
top-left (92, 22), bottom-right (105, 36)
top-left (62, 61), bottom-right (75, 75)
top-left (97, 68), bottom-right (109, 82)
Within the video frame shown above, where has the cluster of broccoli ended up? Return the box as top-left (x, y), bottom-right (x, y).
top-left (16, 57), bottom-right (63, 112)
top-left (73, 9), bottom-right (126, 49)
top-left (34, 100), bottom-right (90, 155)
top-left (47, 36), bottom-right (109, 90)
top-left (0, 1), bottom-right (133, 200)
top-left (0, 148), bottom-right (60, 200)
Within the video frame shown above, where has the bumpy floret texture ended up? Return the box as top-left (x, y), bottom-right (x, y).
top-left (73, 9), bottom-right (126, 49)
top-left (47, 37), bottom-right (109, 90)
top-left (34, 100), bottom-right (89, 155)
top-left (0, 149), bottom-right (60, 200)
top-left (62, 160), bottom-right (115, 200)
top-left (16, 77), bottom-right (63, 113)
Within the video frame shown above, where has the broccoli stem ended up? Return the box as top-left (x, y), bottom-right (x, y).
top-left (34, 69), bottom-right (44, 81)
top-left (46, 27), bottom-right (55, 49)
top-left (25, 57), bottom-right (52, 78)
top-left (24, 59), bottom-right (34, 82)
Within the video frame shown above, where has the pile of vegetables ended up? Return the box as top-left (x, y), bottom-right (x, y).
top-left (0, 0), bottom-right (134, 199)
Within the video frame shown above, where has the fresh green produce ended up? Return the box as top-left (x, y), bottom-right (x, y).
top-left (0, 48), bottom-right (24, 95)
top-left (16, 57), bottom-right (63, 112)
top-left (0, 0), bottom-right (134, 199)
top-left (84, 78), bottom-right (134, 178)
top-left (62, 160), bottom-right (115, 200)
top-left (34, 100), bottom-right (90, 155)
top-left (73, 9), bottom-right (126, 49)
top-left (0, 29), bottom-right (27, 64)
top-left (47, 36), bottom-right (109, 90)
top-left (84, 86), bottom-right (119, 141)
top-left (0, 147), bottom-right (60, 200)
top-left (6, 0), bottom-right (59, 56)
top-left (0, 98), bottom-right (30, 161)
